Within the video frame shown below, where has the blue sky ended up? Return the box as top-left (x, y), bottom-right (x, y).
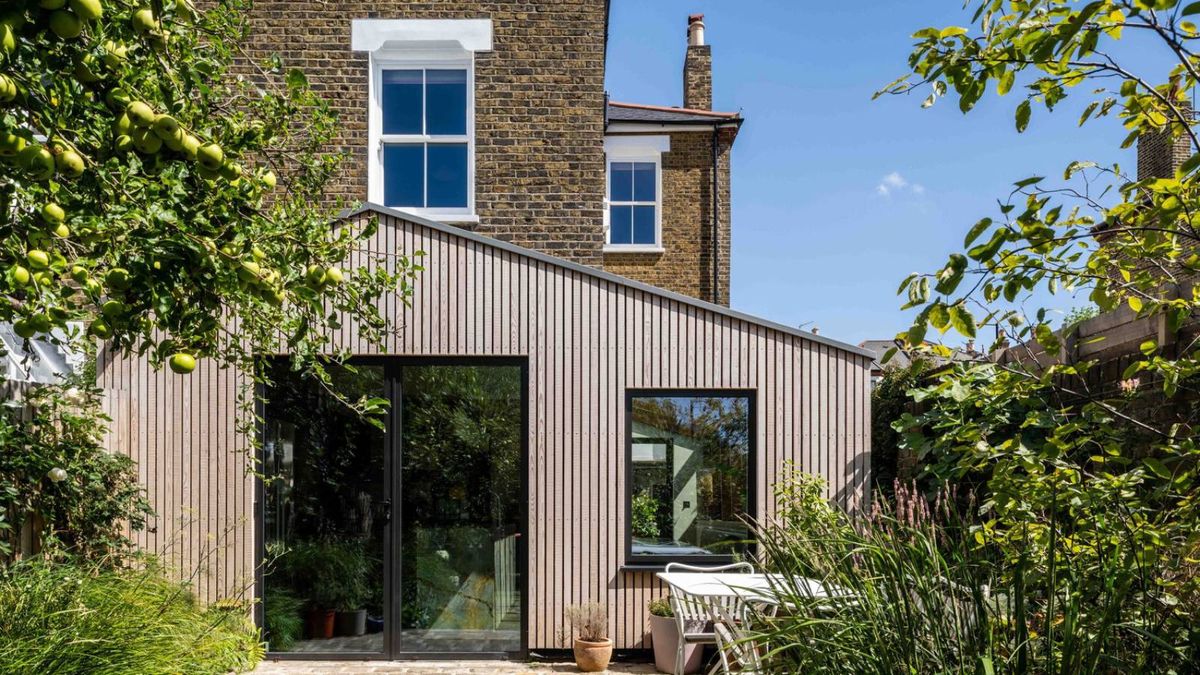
top-left (605, 1), bottom-right (1171, 346)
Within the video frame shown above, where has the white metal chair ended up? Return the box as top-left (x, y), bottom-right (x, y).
top-left (712, 603), bottom-right (764, 674)
top-left (665, 561), bottom-right (755, 675)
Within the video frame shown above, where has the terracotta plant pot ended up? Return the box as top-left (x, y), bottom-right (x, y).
top-left (574, 637), bottom-right (613, 672)
top-left (335, 609), bottom-right (367, 636)
top-left (305, 607), bottom-right (335, 639)
top-left (649, 613), bottom-right (703, 674)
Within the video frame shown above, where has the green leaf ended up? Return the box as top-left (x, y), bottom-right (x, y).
top-left (1143, 457), bottom-right (1171, 480)
top-left (948, 304), bottom-right (977, 338)
top-left (1078, 101), bottom-right (1099, 126)
top-left (930, 302), bottom-right (950, 332)
top-left (1015, 100), bottom-right (1032, 133)
top-left (1178, 152), bottom-right (1200, 177)
top-left (881, 346), bottom-right (898, 364)
top-left (907, 320), bottom-right (928, 346)
top-left (997, 70), bottom-right (1015, 96)
top-left (1127, 296), bottom-right (1144, 312)
top-left (939, 26), bottom-right (969, 38)
top-left (964, 218), bottom-right (992, 247)
top-left (1014, 175), bottom-right (1045, 189)
top-left (1035, 323), bottom-right (1061, 352)
top-left (1183, 1), bottom-right (1200, 16)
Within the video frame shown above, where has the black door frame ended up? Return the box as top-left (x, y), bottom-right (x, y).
top-left (255, 355), bottom-right (529, 661)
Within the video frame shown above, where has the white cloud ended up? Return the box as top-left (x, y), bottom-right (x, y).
top-left (876, 171), bottom-right (925, 197)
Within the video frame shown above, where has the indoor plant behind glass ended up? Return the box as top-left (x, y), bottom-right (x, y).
top-left (333, 540), bottom-right (371, 637)
top-left (565, 602), bottom-right (612, 672)
top-left (648, 597), bottom-right (702, 674)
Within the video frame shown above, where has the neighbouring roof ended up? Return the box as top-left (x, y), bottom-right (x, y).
top-left (342, 203), bottom-right (873, 359)
top-left (607, 101), bottom-right (742, 126)
top-left (0, 324), bottom-right (80, 384)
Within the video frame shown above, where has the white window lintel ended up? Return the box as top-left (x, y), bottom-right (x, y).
top-left (604, 134), bottom-right (670, 158)
top-left (351, 19), bottom-right (494, 54)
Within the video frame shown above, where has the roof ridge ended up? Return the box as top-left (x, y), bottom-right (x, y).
top-left (608, 100), bottom-right (740, 118)
top-left (338, 203), bottom-right (873, 359)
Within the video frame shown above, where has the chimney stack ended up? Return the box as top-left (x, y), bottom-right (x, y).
top-left (683, 14), bottom-right (712, 110)
top-left (1137, 102), bottom-right (1194, 181)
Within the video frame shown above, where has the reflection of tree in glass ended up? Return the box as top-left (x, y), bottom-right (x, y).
top-left (632, 396), bottom-right (750, 550)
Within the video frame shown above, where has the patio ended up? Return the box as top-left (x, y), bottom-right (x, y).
top-left (252, 661), bottom-right (657, 674)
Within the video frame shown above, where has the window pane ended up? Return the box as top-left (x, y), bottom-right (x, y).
top-left (382, 70), bottom-right (422, 135)
top-left (630, 395), bottom-right (752, 558)
top-left (633, 206), bottom-right (655, 245)
top-left (609, 205), bottom-right (632, 245)
top-left (427, 143), bottom-right (468, 208)
top-left (383, 144), bottom-right (424, 207)
top-left (633, 162), bottom-right (656, 201)
top-left (425, 69), bottom-right (467, 136)
top-left (610, 162), bottom-right (633, 202)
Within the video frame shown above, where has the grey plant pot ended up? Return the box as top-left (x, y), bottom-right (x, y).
top-left (649, 613), bottom-right (703, 674)
top-left (335, 609), bottom-right (367, 636)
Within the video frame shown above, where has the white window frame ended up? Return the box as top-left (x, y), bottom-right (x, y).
top-left (368, 52), bottom-right (476, 222)
top-left (604, 135), bottom-right (669, 253)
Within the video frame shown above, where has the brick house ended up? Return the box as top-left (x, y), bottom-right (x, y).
top-left (99, 3), bottom-right (872, 661)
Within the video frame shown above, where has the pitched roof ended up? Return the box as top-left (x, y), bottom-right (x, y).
top-left (341, 203), bottom-right (873, 359)
top-left (607, 101), bottom-right (742, 125)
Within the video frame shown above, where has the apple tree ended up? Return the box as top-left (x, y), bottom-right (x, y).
top-left (877, 1), bottom-right (1200, 668)
top-left (0, 0), bottom-right (416, 385)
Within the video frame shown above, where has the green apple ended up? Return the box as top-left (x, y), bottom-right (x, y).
top-left (105, 267), bottom-right (131, 289)
top-left (251, 245), bottom-right (267, 261)
top-left (113, 134), bottom-right (133, 153)
top-left (52, 223), bottom-right (70, 238)
top-left (56, 149), bottom-right (85, 176)
top-left (13, 318), bottom-right (37, 339)
top-left (180, 133), bottom-right (200, 159)
top-left (152, 114), bottom-right (179, 140)
top-left (83, 278), bottom-right (102, 295)
top-left (21, 146), bottom-right (55, 180)
top-left (132, 128), bottom-right (162, 154)
top-left (324, 267), bottom-right (344, 284)
top-left (197, 142), bottom-right (223, 169)
top-left (74, 57), bottom-right (101, 83)
top-left (69, 0), bottom-right (102, 21)
top-left (100, 299), bottom-right (124, 318)
top-left (126, 101), bottom-right (155, 127)
top-left (237, 260), bottom-right (261, 282)
top-left (49, 10), bottom-right (82, 39)
top-left (27, 250), bottom-right (50, 270)
top-left (0, 131), bottom-right (25, 156)
top-left (102, 40), bottom-right (127, 67)
top-left (33, 271), bottom-right (53, 286)
top-left (0, 23), bottom-right (15, 55)
top-left (131, 7), bottom-right (157, 34)
top-left (89, 318), bottom-right (112, 338)
top-left (112, 114), bottom-right (131, 136)
top-left (40, 202), bottom-right (65, 225)
top-left (10, 265), bottom-right (31, 285)
top-left (305, 264), bottom-right (326, 285)
top-left (70, 265), bottom-right (88, 283)
top-left (220, 161), bottom-right (241, 181)
top-left (0, 74), bottom-right (15, 102)
top-left (260, 169), bottom-right (277, 189)
top-left (168, 352), bottom-right (196, 374)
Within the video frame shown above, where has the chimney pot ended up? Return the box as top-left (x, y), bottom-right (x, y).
top-left (688, 14), bottom-right (705, 46)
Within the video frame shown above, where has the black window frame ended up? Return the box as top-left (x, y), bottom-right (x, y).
top-left (624, 388), bottom-right (757, 568)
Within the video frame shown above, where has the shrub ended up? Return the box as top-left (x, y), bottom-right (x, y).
top-left (263, 588), bottom-right (304, 652)
top-left (0, 557), bottom-right (262, 674)
top-left (630, 492), bottom-right (661, 539)
top-left (0, 382), bottom-right (152, 560)
top-left (564, 602), bottom-right (608, 643)
top-left (648, 597), bottom-right (673, 618)
top-left (750, 473), bottom-right (1195, 673)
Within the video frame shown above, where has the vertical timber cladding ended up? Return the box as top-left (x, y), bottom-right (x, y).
top-left (96, 207), bottom-right (873, 650)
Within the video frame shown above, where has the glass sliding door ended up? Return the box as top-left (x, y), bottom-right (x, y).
top-left (259, 358), bottom-right (525, 658)
top-left (261, 361), bottom-right (389, 655)
top-left (397, 364), bottom-right (524, 654)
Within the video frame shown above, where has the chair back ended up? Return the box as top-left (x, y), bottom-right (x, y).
top-left (713, 603), bottom-right (763, 673)
top-left (665, 561), bottom-right (756, 637)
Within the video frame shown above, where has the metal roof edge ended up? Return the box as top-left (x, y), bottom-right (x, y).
top-left (338, 203), bottom-right (875, 359)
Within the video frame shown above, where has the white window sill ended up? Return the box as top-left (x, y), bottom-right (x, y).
top-left (391, 209), bottom-right (480, 225)
top-left (604, 245), bottom-right (664, 254)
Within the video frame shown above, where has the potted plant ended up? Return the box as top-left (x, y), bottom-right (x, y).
top-left (565, 602), bottom-right (612, 672)
top-left (648, 597), bottom-right (702, 674)
top-left (332, 540), bottom-right (371, 637)
top-left (264, 588), bottom-right (305, 652)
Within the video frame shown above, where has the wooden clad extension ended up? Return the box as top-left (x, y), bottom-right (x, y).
top-left (97, 204), bottom-right (873, 651)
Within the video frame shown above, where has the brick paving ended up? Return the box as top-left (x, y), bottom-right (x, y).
top-left (251, 660), bottom-right (658, 674)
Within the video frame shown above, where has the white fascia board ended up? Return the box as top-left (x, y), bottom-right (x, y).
top-left (603, 134), bottom-right (670, 157)
top-left (351, 19), bottom-right (494, 53)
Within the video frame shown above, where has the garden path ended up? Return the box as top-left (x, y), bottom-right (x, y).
top-left (252, 661), bottom-right (657, 674)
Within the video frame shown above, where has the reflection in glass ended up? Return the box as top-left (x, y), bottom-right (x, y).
top-left (262, 362), bottom-right (387, 653)
top-left (629, 394), bottom-right (752, 559)
top-left (399, 365), bottom-right (523, 653)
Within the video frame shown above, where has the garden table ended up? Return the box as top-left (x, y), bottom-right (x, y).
top-left (655, 571), bottom-right (839, 607)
